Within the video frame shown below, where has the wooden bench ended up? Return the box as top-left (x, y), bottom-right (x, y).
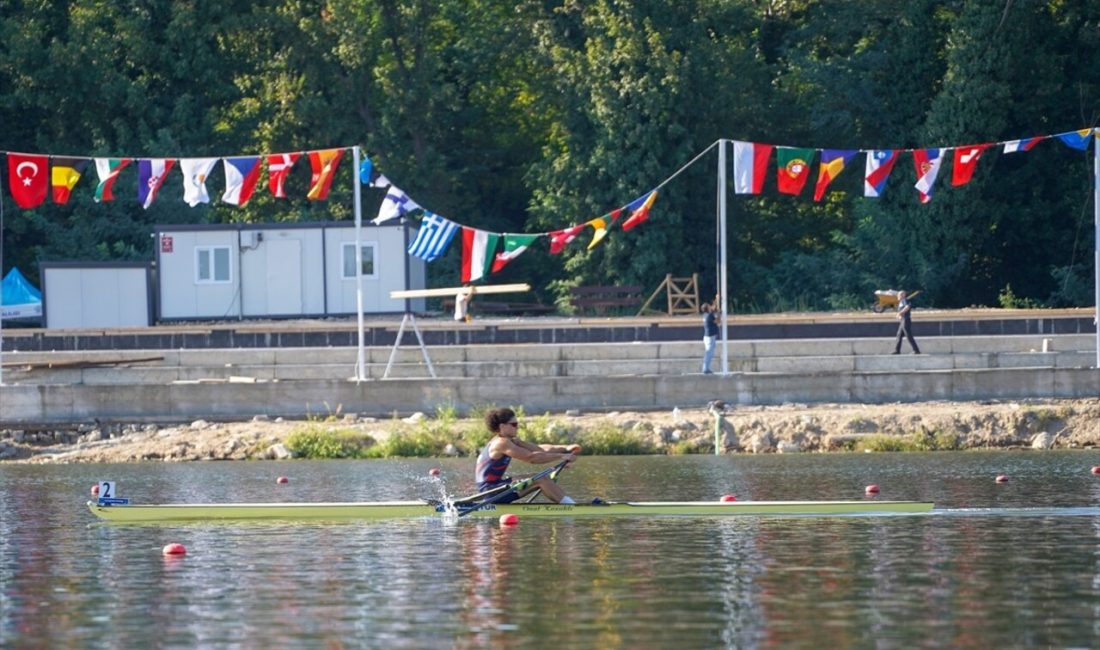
top-left (441, 298), bottom-right (555, 316)
top-left (569, 285), bottom-right (644, 314)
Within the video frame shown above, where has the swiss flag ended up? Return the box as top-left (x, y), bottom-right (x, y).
top-left (8, 153), bottom-right (49, 209)
top-left (951, 144), bottom-right (992, 187)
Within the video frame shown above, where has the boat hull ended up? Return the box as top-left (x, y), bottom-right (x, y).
top-left (87, 499), bottom-right (934, 523)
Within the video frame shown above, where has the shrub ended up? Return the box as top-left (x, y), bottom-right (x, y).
top-left (285, 424), bottom-right (374, 459)
top-left (578, 423), bottom-right (655, 455)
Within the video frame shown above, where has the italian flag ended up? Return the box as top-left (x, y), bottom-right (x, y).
top-left (461, 227), bottom-right (501, 283)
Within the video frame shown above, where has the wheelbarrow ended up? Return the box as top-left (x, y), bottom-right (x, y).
top-left (872, 289), bottom-right (921, 313)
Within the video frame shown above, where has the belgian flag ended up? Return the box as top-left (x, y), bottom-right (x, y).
top-left (51, 157), bottom-right (88, 204)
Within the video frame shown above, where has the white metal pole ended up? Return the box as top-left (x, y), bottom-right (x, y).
top-left (717, 139), bottom-right (729, 375)
top-left (1093, 129), bottom-right (1099, 368)
top-left (353, 146), bottom-right (367, 382)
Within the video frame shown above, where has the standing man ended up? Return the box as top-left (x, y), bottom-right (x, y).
top-left (701, 293), bottom-right (720, 374)
top-left (475, 408), bottom-right (581, 504)
top-left (892, 290), bottom-right (921, 354)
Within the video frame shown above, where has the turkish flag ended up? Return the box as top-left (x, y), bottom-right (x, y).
top-left (8, 153), bottom-right (49, 208)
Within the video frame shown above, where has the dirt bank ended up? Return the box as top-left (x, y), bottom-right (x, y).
top-left (3, 398), bottom-right (1098, 464)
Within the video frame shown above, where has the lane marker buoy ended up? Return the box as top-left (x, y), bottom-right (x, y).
top-left (1091, 466), bottom-right (1100, 475)
top-left (995, 475), bottom-right (1009, 483)
top-left (719, 495), bottom-right (737, 502)
top-left (865, 484), bottom-right (880, 495)
top-left (429, 468), bottom-right (441, 477)
top-left (90, 484), bottom-right (100, 496)
top-left (499, 514), bottom-right (519, 526)
top-left (162, 543), bottom-right (187, 556)
top-left (276, 476), bottom-right (289, 484)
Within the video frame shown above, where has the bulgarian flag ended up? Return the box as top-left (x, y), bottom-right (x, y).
top-left (460, 227), bottom-right (501, 283)
top-left (733, 141), bottom-right (772, 194)
top-left (93, 158), bottom-right (131, 202)
top-left (491, 233), bottom-right (540, 273)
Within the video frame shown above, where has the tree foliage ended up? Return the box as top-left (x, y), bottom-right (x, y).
top-left (1, 0), bottom-right (1097, 311)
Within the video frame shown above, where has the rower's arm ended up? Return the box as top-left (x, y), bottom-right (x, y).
top-left (498, 438), bottom-right (574, 464)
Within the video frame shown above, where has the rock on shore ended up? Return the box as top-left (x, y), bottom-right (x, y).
top-left (2, 399), bottom-right (1098, 463)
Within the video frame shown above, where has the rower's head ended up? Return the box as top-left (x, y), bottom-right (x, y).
top-left (486, 408), bottom-right (519, 436)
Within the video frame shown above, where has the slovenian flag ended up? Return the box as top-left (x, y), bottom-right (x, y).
top-left (460, 227), bottom-right (501, 284)
top-left (137, 158), bottom-right (175, 209)
top-left (813, 149), bottom-right (856, 201)
top-left (222, 156), bottom-right (263, 206)
top-left (912, 148), bottom-right (943, 204)
top-left (733, 141), bottom-right (773, 194)
top-left (863, 150), bottom-right (898, 198)
top-left (1002, 137), bottom-right (1042, 154)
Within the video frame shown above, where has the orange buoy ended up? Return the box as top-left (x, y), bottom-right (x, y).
top-left (865, 484), bottom-right (880, 495)
top-left (429, 468), bottom-right (441, 477)
top-left (276, 476), bottom-right (289, 484)
top-left (719, 495), bottom-right (737, 502)
top-left (499, 514), bottom-right (519, 526)
top-left (995, 475), bottom-right (1009, 483)
top-left (162, 543), bottom-right (187, 556)
top-left (90, 484), bottom-right (100, 496)
top-left (1091, 466), bottom-right (1100, 475)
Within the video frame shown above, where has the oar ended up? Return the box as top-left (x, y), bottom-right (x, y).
top-left (520, 460), bottom-right (570, 503)
top-left (457, 459), bottom-right (569, 517)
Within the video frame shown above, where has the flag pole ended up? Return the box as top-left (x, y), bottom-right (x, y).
top-left (1093, 128), bottom-right (1099, 369)
top-left (0, 163), bottom-right (5, 387)
top-left (352, 146), bottom-right (367, 382)
top-left (717, 139), bottom-right (729, 375)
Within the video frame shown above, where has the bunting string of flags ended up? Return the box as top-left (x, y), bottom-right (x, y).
top-left (1, 127), bottom-right (1096, 282)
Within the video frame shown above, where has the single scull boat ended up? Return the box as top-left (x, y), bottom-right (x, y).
top-left (87, 499), bottom-right (934, 522)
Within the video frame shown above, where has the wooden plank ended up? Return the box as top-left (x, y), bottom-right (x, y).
top-left (390, 283), bottom-right (531, 299)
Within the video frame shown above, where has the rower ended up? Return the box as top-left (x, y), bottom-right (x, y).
top-left (475, 407), bottom-right (581, 504)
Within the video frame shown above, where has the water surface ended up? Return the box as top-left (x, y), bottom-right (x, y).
top-left (3, 452), bottom-right (1100, 648)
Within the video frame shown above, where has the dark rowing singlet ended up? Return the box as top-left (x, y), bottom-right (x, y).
top-left (475, 442), bottom-right (512, 490)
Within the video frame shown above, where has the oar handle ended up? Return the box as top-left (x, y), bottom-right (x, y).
top-left (457, 459), bottom-right (570, 517)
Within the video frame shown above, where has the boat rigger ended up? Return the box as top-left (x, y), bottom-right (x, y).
top-left (86, 499), bottom-right (935, 523)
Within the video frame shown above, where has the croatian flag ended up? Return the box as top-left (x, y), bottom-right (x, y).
top-left (732, 141), bottom-right (773, 194)
top-left (407, 212), bottom-right (459, 262)
top-left (137, 158), bottom-right (175, 209)
top-left (912, 148), bottom-right (943, 204)
top-left (222, 156), bottom-right (263, 206)
top-left (863, 150), bottom-right (899, 198)
top-left (1002, 137), bottom-right (1042, 154)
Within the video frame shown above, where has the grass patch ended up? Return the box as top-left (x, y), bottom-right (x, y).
top-left (577, 422), bottom-right (655, 455)
top-left (285, 424), bottom-right (375, 459)
top-left (855, 430), bottom-right (960, 452)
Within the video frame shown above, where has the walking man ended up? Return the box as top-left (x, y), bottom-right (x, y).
top-left (892, 290), bottom-right (921, 354)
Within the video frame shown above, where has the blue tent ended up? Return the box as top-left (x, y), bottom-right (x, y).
top-left (1, 267), bottom-right (43, 320)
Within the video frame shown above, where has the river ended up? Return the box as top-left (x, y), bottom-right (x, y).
top-left (3, 452), bottom-right (1100, 648)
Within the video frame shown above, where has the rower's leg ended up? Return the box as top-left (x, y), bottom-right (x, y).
top-left (530, 477), bottom-right (568, 503)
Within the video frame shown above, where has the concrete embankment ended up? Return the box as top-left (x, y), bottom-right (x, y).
top-left (2, 320), bottom-right (1096, 424)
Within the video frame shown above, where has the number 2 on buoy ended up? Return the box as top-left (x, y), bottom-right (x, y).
top-left (98, 481), bottom-right (116, 499)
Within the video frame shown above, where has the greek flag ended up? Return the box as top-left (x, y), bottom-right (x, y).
top-left (408, 212), bottom-right (459, 262)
